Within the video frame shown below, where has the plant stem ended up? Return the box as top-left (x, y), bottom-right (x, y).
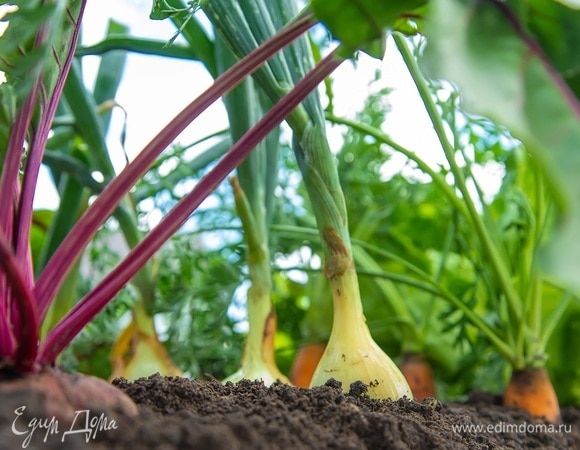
top-left (325, 113), bottom-right (469, 218)
top-left (226, 177), bottom-right (287, 383)
top-left (76, 37), bottom-right (195, 60)
top-left (15, 1), bottom-right (86, 274)
top-left (421, 214), bottom-right (457, 336)
top-left (540, 291), bottom-right (573, 350)
top-left (394, 32), bottom-right (524, 367)
top-left (37, 49), bottom-right (342, 364)
top-left (0, 231), bottom-right (38, 371)
top-left (34, 13), bottom-right (316, 320)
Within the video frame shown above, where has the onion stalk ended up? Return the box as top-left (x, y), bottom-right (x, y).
top-left (216, 33), bottom-right (289, 384)
top-left (294, 126), bottom-right (411, 399)
top-left (223, 177), bottom-right (290, 385)
top-left (203, 0), bottom-right (412, 399)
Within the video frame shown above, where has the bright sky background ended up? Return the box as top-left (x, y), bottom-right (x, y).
top-left (27, 0), bottom-right (450, 209)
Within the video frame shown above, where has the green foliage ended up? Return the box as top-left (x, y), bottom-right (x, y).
top-left (0, 84), bottom-right (15, 167)
top-left (525, 0), bottom-right (580, 98)
top-left (153, 235), bottom-right (244, 378)
top-left (150, 0), bottom-right (188, 20)
top-left (0, 1), bottom-right (56, 97)
top-left (309, 0), bottom-right (428, 57)
top-left (422, 0), bottom-right (580, 290)
top-left (0, 0), bottom-right (82, 174)
top-left (542, 285), bottom-right (580, 405)
top-left (58, 226), bottom-right (135, 377)
top-left (0, 0), bottom-right (84, 106)
top-left (7, 0), bottom-right (577, 404)
top-left (30, 209), bottom-right (55, 268)
top-left (150, 0), bottom-right (216, 72)
top-left (270, 272), bottom-right (311, 372)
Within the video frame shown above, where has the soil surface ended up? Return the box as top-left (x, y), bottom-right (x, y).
top-left (1, 373), bottom-right (578, 449)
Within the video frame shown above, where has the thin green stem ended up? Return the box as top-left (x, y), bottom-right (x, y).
top-left (325, 113), bottom-right (469, 219)
top-left (227, 177), bottom-right (285, 382)
top-left (76, 37), bottom-right (195, 60)
top-left (540, 291), bottom-right (573, 350)
top-left (420, 213), bottom-right (456, 336)
top-left (394, 32), bottom-right (524, 367)
top-left (526, 275), bottom-right (543, 363)
top-left (526, 163), bottom-right (547, 362)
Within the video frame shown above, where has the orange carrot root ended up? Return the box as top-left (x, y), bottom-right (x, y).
top-left (503, 367), bottom-right (561, 424)
top-left (290, 342), bottom-right (326, 388)
top-left (399, 353), bottom-right (437, 401)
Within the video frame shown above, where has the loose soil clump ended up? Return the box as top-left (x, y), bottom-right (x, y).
top-left (1, 374), bottom-right (578, 449)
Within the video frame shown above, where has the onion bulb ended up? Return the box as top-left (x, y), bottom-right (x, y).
top-left (310, 228), bottom-right (411, 400)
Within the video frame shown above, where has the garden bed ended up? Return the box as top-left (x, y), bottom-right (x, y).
top-left (1, 374), bottom-right (578, 449)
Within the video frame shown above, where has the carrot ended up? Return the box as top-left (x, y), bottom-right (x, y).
top-left (290, 342), bottom-right (326, 388)
top-left (503, 367), bottom-right (561, 423)
top-left (399, 352), bottom-right (437, 401)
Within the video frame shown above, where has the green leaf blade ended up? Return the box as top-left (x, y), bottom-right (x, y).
top-left (309, 0), bottom-right (427, 57)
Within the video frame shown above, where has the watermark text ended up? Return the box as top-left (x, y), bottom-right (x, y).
top-left (452, 421), bottom-right (572, 435)
top-left (12, 406), bottom-right (118, 448)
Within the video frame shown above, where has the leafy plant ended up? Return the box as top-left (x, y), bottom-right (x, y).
top-left (299, 0), bottom-right (580, 418)
top-left (422, 0), bottom-right (580, 291)
top-left (200, 0), bottom-right (439, 399)
top-left (2, 0), bottom-right (578, 425)
top-left (0, 0), bottom-right (337, 379)
top-left (313, 28), bottom-right (578, 421)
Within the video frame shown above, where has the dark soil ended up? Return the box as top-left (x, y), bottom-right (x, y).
top-left (1, 374), bottom-right (578, 449)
